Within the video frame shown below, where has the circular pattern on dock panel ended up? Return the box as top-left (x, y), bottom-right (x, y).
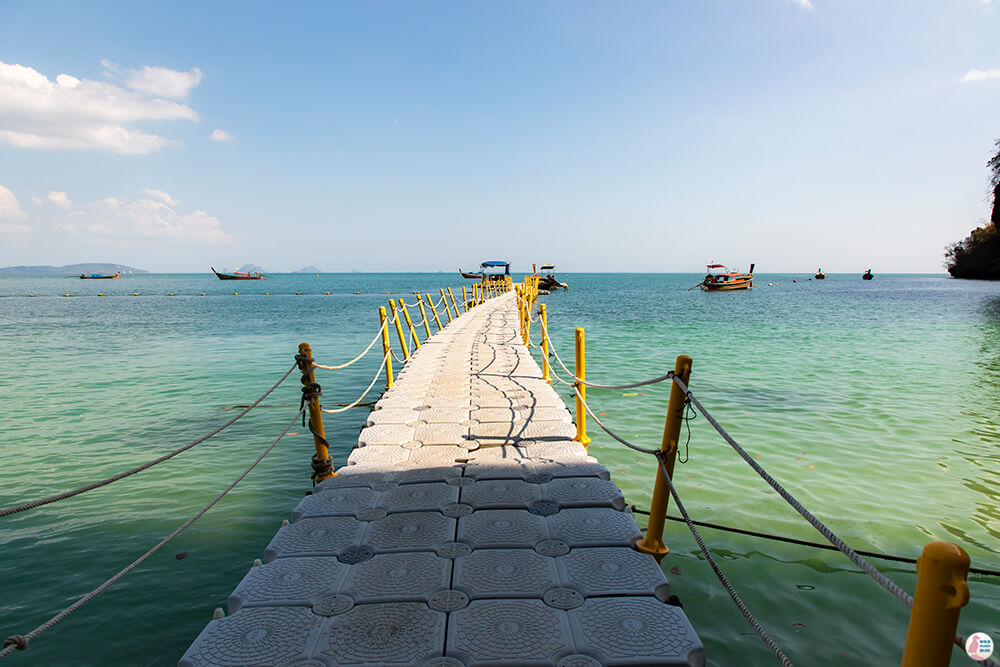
top-left (320, 602), bottom-right (444, 664)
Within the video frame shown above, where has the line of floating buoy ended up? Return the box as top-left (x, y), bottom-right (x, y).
top-left (17, 291), bottom-right (409, 298)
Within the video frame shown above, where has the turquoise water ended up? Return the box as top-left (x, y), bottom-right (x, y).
top-left (1, 273), bottom-right (997, 666)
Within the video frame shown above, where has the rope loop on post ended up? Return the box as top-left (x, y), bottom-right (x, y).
top-left (310, 454), bottom-right (334, 483)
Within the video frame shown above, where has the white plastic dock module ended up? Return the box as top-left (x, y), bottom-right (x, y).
top-left (180, 292), bottom-right (704, 667)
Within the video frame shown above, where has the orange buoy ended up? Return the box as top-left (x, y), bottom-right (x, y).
top-left (64, 293), bottom-right (70, 297)
top-left (265, 292), bottom-right (270, 295)
top-left (325, 291), bottom-right (330, 295)
top-left (233, 292), bottom-right (238, 295)
top-left (133, 292), bottom-right (139, 296)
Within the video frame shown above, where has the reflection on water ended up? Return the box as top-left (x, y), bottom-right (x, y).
top-left (1, 273), bottom-right (999, 666)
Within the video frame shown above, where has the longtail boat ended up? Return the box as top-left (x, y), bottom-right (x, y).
top-left (459, 260), bottom-right (510, 281)
top-left (212, 267), bottom-right (264, 280)
top-left (79, 271), bottom-right (121, 279)
top-left (862, 269), bottom-right (873, 280)
top-left (698, 263), bottom-right (754, 291)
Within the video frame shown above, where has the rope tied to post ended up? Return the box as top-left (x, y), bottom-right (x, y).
top-left (0, 362), bottom-right (298, 519)
top-left (1, 637), bottom-right (26, 652)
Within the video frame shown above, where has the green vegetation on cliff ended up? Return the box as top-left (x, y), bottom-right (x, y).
top-left (947, 139), bottom-right (1000, 280)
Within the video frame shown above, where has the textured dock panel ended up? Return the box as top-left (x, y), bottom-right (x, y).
top-left (181, 292), bottom-right (703, 666)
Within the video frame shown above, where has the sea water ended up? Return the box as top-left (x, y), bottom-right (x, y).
top-left (0, 273), bottom-right (997, 666)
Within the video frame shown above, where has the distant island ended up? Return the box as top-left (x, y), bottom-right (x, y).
top-left (293, 265), bottom-right (322, 273)
top-left (946, 139), bottom-right (1000, 280)
top-left (0, 263), bottom-right (148, 276)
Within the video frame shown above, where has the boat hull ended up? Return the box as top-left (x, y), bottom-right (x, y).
top-left (212, 268), bottom-right (263, 280)
top-left (80, 272), bottom-right (120, 280)
top-left (702, 276), bottom-right (752, 291)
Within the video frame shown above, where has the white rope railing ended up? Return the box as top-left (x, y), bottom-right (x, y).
top-left (0, 407), bottom-right (305, 660)
top-left (320, 351), bottom-right (389, 414)
top-left (310, 320), bottom-right (387, 371)
top-left (0, 363), bottom-right (299, 519)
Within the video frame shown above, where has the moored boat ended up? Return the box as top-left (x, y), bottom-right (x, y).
top-left (537, 264), bottom-right (568, 290)
top-left (699, 263), bottom-right (754, 291)
top-left (862, 269), bottom-right (873, 280)
top-left (815, 269), bottom-right (827, 280)
top-left (459, 261), bottom-right (510, 282)
top-left (211, 266), bottom-right (264, 280)
top-left (79, 271), bottom-right (121, 279)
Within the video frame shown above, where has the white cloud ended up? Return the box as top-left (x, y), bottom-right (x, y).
top-left (0, 184), bottom-right (26, 220)
top-left (0, 60), bottom-right (200, 154)
top-left (961, 68), bottom-right (1000, 82)
top-left (790, 0), bottom-right (814, 8)
top-left (210, 128), bottom-right (235, 143)
top-left (124, 65), bottom-right (203, 99)
top-left (79, 195), bottom-right (231, 243)
top-left (31, 196), bottom-right (42, 206)
top-left (46, 190), bottom-right (72, 209)
top-left (0, 222), bottom-right (31, 234)
top-left (141, 188), bottom-right (179, 206)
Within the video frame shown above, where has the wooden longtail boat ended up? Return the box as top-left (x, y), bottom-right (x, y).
top-left (699, 263), bottom-right (754, 291)
top-left (79, 271), bottom-right (121, 279)
top-left (458, 261), bottom-right (510, 281)
top-left (212, 267), bottom-right (264, 280)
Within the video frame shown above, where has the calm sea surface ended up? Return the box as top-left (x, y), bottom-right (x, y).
top-left (1, 273), bottom-right (998, 666)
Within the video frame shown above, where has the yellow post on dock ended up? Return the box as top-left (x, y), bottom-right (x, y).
top-left (398, 298), bottom-right (420, 349)
top-left (389, 301), bottom-right (410, 360)
top-left (900, 541), bottom-right (971, 667)
top-left (462, 286), bottom-right (468, 313)
top-left (572, 328), bottom-right (591, 447)
top-left (447, 287), bottom-right (459, 316)
top-left (297, 342), bottom-right (335, 483)
top-left (424, 293), bottom-right (443, 330)
top-left (440, 288), bottom-right (454, 322)
top-left (417, 295), bottom-right (432, 338)
top-left (540, 303), bottom-right (551, 384)
top-left (634, 354), bottom-right (693, 561)
top-left (379, 307), bottom-right (394, 389)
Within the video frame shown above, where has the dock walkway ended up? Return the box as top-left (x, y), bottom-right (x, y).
top-left (181, 292), bottom-right (704, 666)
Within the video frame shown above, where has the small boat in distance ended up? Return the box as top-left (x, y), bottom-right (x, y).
top-left (862, 269), bottom-right (874, 280)
top-left (79, 271), bottom-right (121, 279)
top-left (458, 261), bottom-right (510, 281)
top-left (212, 266), bottom-right (265, 280)
top-left (537, 264), bottom-right (568, 290)
top-left (815, 269), bottom-right (827, 280)
top-left (698, 263), bottom-right (754, 291)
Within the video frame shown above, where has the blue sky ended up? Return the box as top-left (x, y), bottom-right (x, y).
top-left (0, 1), bottom-right (998, 272)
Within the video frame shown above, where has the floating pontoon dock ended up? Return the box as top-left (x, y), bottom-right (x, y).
top-left (180, 290), bottom-right (704, 666)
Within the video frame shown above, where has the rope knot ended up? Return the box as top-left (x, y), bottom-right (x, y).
top-left (294, 354), bottom-right (314, 371)
top-left (311, 455), bottom-right (334, 483)
top-left (3, 635), bottom-right (28, 651)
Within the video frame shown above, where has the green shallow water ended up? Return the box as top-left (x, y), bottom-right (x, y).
top-left (0, 273), bottom-right (997, 666)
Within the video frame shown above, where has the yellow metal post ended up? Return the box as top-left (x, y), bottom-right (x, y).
top-left (634, 355), bottom-right (693, 561)
top-left (389, 301), bottom-right (410, 360)
top-left (424, 293), bottom-right (443, 330)
top-left (524, 288), bottom-right (531, 346)
top-left (462, 286), bottom-right (468, 313)
top-left (297, 342), bottom-right (335, 483)
top-left (398, 298), bottom-right (420, 349)
top-left (572, 328), bottom-right (591, 447)
top-left (379, 307), bottom-right (395, 389)
top-left (540, 304), bottom-right (551, 384)
top-left (900, 541), bottom-right (971, 667)
top-left (447, 287), bottom-right (459, 316)
top-left (440, 288), bottom-right (454, 322)
top-left (416, 295), bottom-right (432, 338)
